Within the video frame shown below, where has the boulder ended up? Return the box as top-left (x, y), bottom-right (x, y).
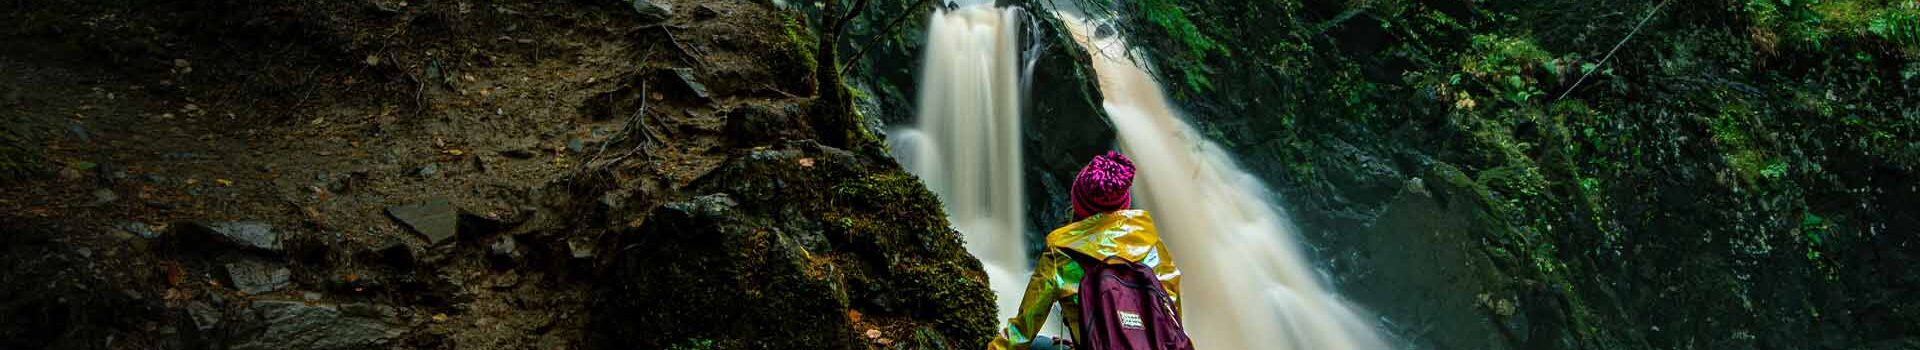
top-left (589, 142), bottom-right (995, 349)
top-left (228, 300), bottom-right (403, 350)
top-left (727, 102), bottom-right (809, 146)
top-left (630, 0), bottom-right (673, 23)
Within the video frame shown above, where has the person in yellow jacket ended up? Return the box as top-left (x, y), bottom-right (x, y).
top-left (989, 151), bottom-right (1183, 350)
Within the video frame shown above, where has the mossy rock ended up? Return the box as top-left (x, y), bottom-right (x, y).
top-left (589, 141), bottom-right (994, 350)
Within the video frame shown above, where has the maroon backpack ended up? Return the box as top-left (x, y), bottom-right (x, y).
top-left (1068, 251), bottom-right (1195, 350)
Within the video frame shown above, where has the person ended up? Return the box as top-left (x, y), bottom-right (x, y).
top-left (989, 151), bottom-right (1186, 350)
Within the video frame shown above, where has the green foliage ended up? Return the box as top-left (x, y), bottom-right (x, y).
top-left (1865, 8), bottom-right (1920, 46)
top-left (1125, 0), bottom-right (1229, 93)
top-left (1136, 0), bottom-right (1226, 60)
top-left (666, 338), bottom-right (716, 350)
top-left (1800, 211), bottom-right (1839, 281)
top-left (1454, 35), bottom-right (1557, 107)
top-left (1743, 0), bottom-right (1920, 52)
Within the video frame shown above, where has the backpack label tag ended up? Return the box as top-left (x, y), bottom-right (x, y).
top-left (1117, 311), bottom-right (1144, 330)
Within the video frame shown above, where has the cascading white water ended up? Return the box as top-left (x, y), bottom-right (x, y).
top-left (1059, 13), bottom-right (1387, 350)
top-left (889, 5), bottom-right (1031, 326)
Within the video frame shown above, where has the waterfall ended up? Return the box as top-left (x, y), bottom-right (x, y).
top-left (890, 5), bottom-right (1031, 327)
top-left (1058, 13), bottom-right (1387, 350)
top-left (894, 4), bottom-right (1382, 348)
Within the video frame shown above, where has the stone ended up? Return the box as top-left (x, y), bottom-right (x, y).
top-left (186, 301), bottom-right (222, 333)
top-left (630, 0), bottom-right (673, 23)
top-left (90, 188), bottom-right (118, 205)
top-left (488, 235), bottom-right (521, 265)
top-left (228, 301), bottom-right (402, 350)
top-left (567, 237), bottom-right (594, 260)
top-left (416, 163), bottom-right (438, 178)
top-left (185, 221), bottom-right (282, 253)
top-left (668, 68), bottom-right (710, 100)
top-left (226, 260), bottom-right (292, 295)
top-left (58, 167), bottom-right (82, 181)
top-left (694, 4), bottom-right (722, 20)
top-left (387, 199), bottom-right (458, 245)
top-left (67, 123), bottom-right (91, 143)
top-left (118, 221), bottom-right (159, 239)
top-left (664, 193), bottom-right (737, 220)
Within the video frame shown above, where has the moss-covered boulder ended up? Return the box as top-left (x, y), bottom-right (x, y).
top-left (589, 141), bottom-right (995, 350)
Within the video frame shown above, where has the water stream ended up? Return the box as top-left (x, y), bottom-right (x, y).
top-left (890, 5), bottom-right (1032, 327)
top-left (1059, 13), bottom-right (1385, 349)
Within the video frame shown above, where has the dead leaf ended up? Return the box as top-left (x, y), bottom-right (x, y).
top-left (865, 329), bottom-right (881, 339)
top-left (445, 149), bottom-right (466, 156)
top-left (432, 313), bottom-right (449, 323)
top-left (798, 158), bottom-right (815, 168)
top-left (165, 263), bottom-right (185, 286)
top-left (848, 310), bottom-right (862, 323)
top-left (214, 179), bottom-right (234, 187)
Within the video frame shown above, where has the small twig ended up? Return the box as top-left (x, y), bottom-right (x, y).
top-left (761, 83), bottom-right (800, 99)
top-left (1555, 0), bottom-right (1670, 101)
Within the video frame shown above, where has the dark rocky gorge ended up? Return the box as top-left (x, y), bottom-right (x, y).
top-left (1, 0), bottom-right (1916, 350)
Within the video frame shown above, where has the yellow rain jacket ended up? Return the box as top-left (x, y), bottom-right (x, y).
top-left (988, 209), bottom-right (1183, 350)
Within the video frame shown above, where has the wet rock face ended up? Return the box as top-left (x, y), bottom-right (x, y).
top-left (590, 141), bottom-right (995, 350)
top-left (1015, 6), bottom-right (1117, 253)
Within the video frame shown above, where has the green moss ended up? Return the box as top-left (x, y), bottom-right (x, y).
top-left (782, 11), bottom-right (820, 89)
top-left (1708, 97), bottom-right (1788, 187)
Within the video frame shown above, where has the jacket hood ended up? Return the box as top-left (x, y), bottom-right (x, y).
top-left (1046, 209), bottom-right (1163, 263)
